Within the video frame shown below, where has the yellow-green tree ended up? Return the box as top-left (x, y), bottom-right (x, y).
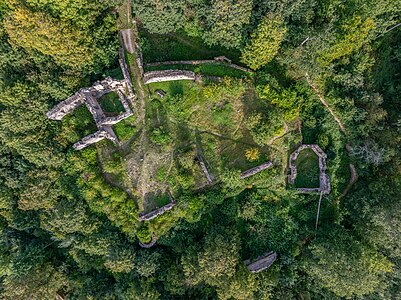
top-left (319, 16), bottom-right (375, 66)
top-left (4, 6), bottom-right (94, 69)
top-left (241, 15), bottom-right (287, 70)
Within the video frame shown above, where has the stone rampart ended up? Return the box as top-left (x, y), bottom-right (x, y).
top-left (139, 234), bottom-right (157, 248)
top-left (197, 154), bottom-right (214, 184)
top-left (143, 70), bottom-right (196, 84)
top-left (144, 56), bottom-right (252, 73)
top-left (135, 42), bottom-right (144, 77)
top-left (119, 48), bottom-right (134, 98)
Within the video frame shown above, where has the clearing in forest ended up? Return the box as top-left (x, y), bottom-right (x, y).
top-left (293, 148), bottom-right (320, 188)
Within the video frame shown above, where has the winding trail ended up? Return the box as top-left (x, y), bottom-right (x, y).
top-left (305, 73), bottom-right (346, 134)
top-left (305, 73), bottom-right (358, 196)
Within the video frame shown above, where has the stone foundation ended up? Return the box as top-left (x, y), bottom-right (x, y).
top-left (46, 63), bottom-right (135, 150)
top-left (288, 144), bottom-right (330, 194)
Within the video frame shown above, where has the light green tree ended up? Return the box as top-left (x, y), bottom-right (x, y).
top-left (241, 15), bottom-right (287, 70)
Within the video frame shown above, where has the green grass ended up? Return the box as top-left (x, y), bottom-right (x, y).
top-left (113, 115), bottom-right (137, 142)
top-left (294, 148), bottom-right (320, 188)
top-left (139, 29), bottom-right (241, 63)
top-left (144, 191), bottom-right (172, 212)
top-left (145, 63), bottom-right (247, 78)
top-left (98, 92), bottom-right (125, 115)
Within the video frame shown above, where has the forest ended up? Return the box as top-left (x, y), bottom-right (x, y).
top-left (0, 0), bottom-right (400, 299)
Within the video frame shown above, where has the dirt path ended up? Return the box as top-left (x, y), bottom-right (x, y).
top-left (121, 29), bottom-right (135, 54)
top-left (268, 123), bottom-right (289, 145)
top-left (305, 73), bottom-right (346, 134)
top-left (305, 74), bottom-right (359, 197)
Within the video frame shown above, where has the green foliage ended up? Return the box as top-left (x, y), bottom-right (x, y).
top-left (304, 226), bottom-right (393, 298)
top-left (1, 0), bottom-right (401, 299)
top-left (150, 127), bottom-right (172, 146)
top-left (319, 16), bottom-right (375, 66)
top-left (241, 14), bottom-right (287, 70)
top-left (201, 0), bottom-right (252, 49)
top-left (293, 148), bottom-right (320, 188)
top-left (134, 0), bottom-right (185, 34)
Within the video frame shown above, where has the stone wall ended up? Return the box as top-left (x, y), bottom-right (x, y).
top-left (118, 48), bottom-right (135, 98)
top-left (244, 251), bottom-right (277, 273)
top-left (139, 233), bottom-right (157, 248)
top-left (197, 154), bottom-right (214, 184)
top-left (73, 128), bottom-right (117, 150)
top-left (143, 70), bottom-right (196, 84)
top-left (144, 56), bottom-right (252, 73)
top-left (288, 144), bottom-right (331, 194)
top-left (46, 93), bottom-right (85, 120)
top-left (46, 72), bottom-right (134, 150)
top-left (138, 192), bottom-right (176, 221)
top-left (240, 161), bottom-right (273, 179)
top-left (135, 42), bottom-right (144, 78)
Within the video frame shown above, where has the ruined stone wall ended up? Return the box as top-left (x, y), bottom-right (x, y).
top-left (47, 76), bottom-right (133, 150)
top-left (46, 93), bottom-right (85, 120)
top-left (143, 70), bottom-right (196, 84)
top-left (138, 201), bottom-right (176, 221)
top-left (139, 234), bottom-right (157, 248)
top-left (197, 154), bottom-right (214, 184)
top-left (240, 161), bottom-right (273, 179)
top-left (119, 48), bottom-right (135, 98)
top-left (135, 42), bottom-right (144, 78)
top-left (144, 56), bottom-right (252, 73)
top-left (244, 251), bottom-right (277, 273)
top-left (138, 192), bottom-right (176, 221)
top-left (288, 144), bottom-right (330, 194)
top-left (73, 128), bottom-right (117, 150)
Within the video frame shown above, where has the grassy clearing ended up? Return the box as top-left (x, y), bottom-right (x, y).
top-left (143, 190), bottom-right (171, 212)
top-left (98, 92), bottom-right (125, 115)
top-left (200, 133), bottom-right (269, 174)
top-left (294, 148), bottom-right (320, 188)
top-left (58, 105), bottom-right (98, 145)
top-left (113, 115), bottom-right (137, 141)
top-left (139, 29), bottom-right (241, 63)
top-left (145, 63), bottom-right (247, 78)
